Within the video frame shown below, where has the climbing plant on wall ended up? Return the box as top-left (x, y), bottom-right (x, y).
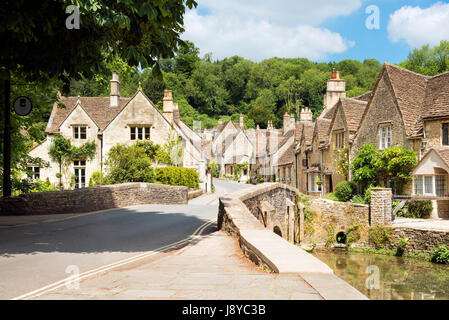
top-left (49, 135), bottom-right (96, 188)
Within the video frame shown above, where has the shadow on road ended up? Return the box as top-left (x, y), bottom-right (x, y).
top-left (0, 206), bottom-right (215, 256)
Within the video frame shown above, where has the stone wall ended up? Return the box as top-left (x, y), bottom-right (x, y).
top-left (391, 227), bottom-right (449, 254)
top-left (305, 198), bottom-right (370, 247)
top-left (370, 188), bottom-right (392, 226)
top-left (239, 183), bottom-right (297, 242)
top-left (0, 183), bottom-right (188, 215)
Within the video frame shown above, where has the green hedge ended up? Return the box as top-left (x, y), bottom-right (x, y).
top-left (407, 200), bottom-right (432, 219)
top-left (155, 167), bottom-right (199, 190)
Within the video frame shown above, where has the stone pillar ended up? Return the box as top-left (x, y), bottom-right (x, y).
top-left (286, 198), bottom-right (296, 244)
top-left (206, 171), bottom-right (212, 193)
top-left (298, 202), bottom-right (304, 243)
top-left (370, 188), bottom-right (392, 226)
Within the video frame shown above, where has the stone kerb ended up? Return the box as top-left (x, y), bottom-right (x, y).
top-left (218, 183), bottom-right (333, 274)
top-left (370, 188), bottom-right (393, 226)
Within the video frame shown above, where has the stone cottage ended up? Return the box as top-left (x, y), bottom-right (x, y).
top-left (29, 72), bottom-right (206, 189)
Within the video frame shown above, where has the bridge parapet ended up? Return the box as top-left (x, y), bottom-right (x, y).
top-left (218, 183), bottom-right (333, 274)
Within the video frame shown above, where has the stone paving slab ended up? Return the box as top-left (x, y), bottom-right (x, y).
top-left (393, 217), bottom-right (449, 231)
top-left (35, 230), bottom-right (366, 300)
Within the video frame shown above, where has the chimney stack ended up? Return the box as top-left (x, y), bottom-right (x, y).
top-left (300, 107), bottom-right (313, 122)
top-left (173, 103), bottom-right (180, 122)
top-left (239, 113), bottom-right (244, 129)
top-left (283, 112), bottom-right (294, 134)
top-left (110, 71), bottom-right (120, 107)
top-left (163, 89), bottom-right (174, 123)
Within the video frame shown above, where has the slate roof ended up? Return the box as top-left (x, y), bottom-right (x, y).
top-left (46, 96), bottom-right (131, 134)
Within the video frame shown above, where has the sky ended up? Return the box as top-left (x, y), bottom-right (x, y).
top-left (181, 0), bottom-right (449, 64)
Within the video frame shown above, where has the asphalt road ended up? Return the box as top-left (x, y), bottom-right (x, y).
top-left (0, 179), bottom-right (251, 300)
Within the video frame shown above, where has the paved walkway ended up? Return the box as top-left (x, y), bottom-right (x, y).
top-left (393, 217), bottom-right (449, 231)
top-left (36, 228), bottom-right (326, 300)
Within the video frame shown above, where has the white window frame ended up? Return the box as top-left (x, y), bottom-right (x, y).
top-left (379, 125), bottom-right (391, 150)
top-left (27, 166), bottom-right (40, 180)
top-left (73, 126), bottom-right (87, 140)
top-left (73, 160), bottom-right (86, 189)
top-left (413, 175), bottom-right (446, 196)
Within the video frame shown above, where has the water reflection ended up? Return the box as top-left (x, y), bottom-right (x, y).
top-left (312, 249), bottom-right (449, 300)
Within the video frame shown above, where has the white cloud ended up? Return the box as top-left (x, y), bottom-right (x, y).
top-left (195, 0), bottom-right (362, 26)
top-left (182, 0), bottom-right (360, 61)
top-left (388, 2), bottom-right (449, 48)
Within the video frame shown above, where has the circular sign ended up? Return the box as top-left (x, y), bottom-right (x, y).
top-left (13, 96), bottom-right (33, 116)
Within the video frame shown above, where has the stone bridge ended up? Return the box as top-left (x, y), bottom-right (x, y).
top-left (219, 183), bottom-right (394, 250)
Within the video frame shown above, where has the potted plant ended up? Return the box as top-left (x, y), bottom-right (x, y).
top-left (316, 177), bottom-right (322, 186)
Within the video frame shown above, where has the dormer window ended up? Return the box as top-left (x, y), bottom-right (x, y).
top-left (379, 125), bottom-right (391, 150)
top-left (130, 126), bottom-right (150, 141)
top-left (73, 126), bottom-right (87, 139)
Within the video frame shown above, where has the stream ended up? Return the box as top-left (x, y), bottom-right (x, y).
top-left (312, 249), bottom-right (449, 300)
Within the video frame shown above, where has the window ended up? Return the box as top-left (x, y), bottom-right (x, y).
top-left (425, 176), bottom-right (433, 194)
top-left (415, 176), bottom-right (423, 195)
top-left (130, 126), bottom-right (150, 141)
top-left (74, 160), bottom-right (86, 189)
top-left (73, 126), bottom-right (87, 139)
top-left (443, 123), bottom-right (449, 146)
top-left (414, 175), bottom-right (446, 196)
top-left (379, 126), bottom-right (391, 150)
top-left (436, 175), bottom-right (446, 196)
top-left (335, 132), bottom-right (345, 149)
top-left (27, 167), bottom-right (40, 180)
top-left (308, 173), bottom-right (322, 192)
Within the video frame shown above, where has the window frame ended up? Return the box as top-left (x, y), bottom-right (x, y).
top-left (379, 125), bottom-right (392, 150)
top-left (73, 126), bottom-right (87, 140)
top-left (130, 126), bottom-right (150, 141)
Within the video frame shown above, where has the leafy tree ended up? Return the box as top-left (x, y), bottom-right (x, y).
top-left (351, 144), bottom-right (379, 191)
top-left (248, 106), bottom-right (274, 129)
top-left (375, 146), bottom-right (417, 192)
top-left (104, 143), bottom-right (156, 184)
top-left (1, 0), bottom-right (197, 195)
top-left (174, 40), bottom-right (201, 76)
top-left (155, 132), bottom-right (183, 165)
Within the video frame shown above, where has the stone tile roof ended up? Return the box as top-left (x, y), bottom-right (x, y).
top-left (433, 146), bottom-right (449, 168)
top-left (322, 103), bottom-right (338, 120)
top-left (295, 122), bottom-right (304, 141)
top-left (314, 119), bottom-right (331, 145)
top-left (46, 96), bottom-right (131, 133)
top-left (353, 91), bottom-right (373, 102)
top-left (421, 71), bottom-right (449, 120)
top-left (302, 122), bottom-right (315, 147)
top-left (384, 63), bottom-right (431, 137)
top-left (278, 143), bottom-right (294, 166)
top-left (340, 98), bottom-right (368, 132)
